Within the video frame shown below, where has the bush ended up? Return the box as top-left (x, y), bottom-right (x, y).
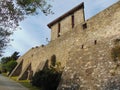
top-left (1, 64), bottom-right (7, 73)
top-left (1, 60), bottom-right (18, 74)
top-left (6, 60), bottom-right (17, 73)
top-left (31, 68), bottom-right (62, 90)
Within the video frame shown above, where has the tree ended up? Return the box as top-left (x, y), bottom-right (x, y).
top-left (31, 62), bottom-right (63, 90)
top-left (0, 51), bottom-right (20, 64)
top-left (6, 60), bottom-right (17, 74)
top-left (0, 51), bottom-right (20, 73)
top-left (16, 0), bottom-right (53, 15)
top-left (11, 51), bottom-right (20, 60)
top-left (0, 0), bottom-right (24, 56)
top-left (0, 57), bottom-right (11, 64)
top-left (0, 28), bottom-right (12, 57)
top-left (0, 0), bottom-right (52, 56)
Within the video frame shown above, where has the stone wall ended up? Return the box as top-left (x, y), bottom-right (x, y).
top-left (51, 23), bottom-right (58, 40)
top-left (10, 2), bottom-right (120, 89)
top-left (50, 3), bottom-right (84, 40)
top-left (57, 1), bottom-right (120, 90)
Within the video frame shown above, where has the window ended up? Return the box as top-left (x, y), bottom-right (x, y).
top-left (94, 40), bottom-right (97, 45)
top-left (81, 45), bottom-right (84, 49)
top-left (58, 23), bottom-right (61, 37)
top-left (71, 15), bottom-right (74, 28)
top-left (51, 55), bottom-right (56, 66)
top-left (83, 23), bottom-right (87, 29)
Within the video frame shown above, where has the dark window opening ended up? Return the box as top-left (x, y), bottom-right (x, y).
top-left (94, 40), bottom-right (97, 45)
top-left (58, 23), bottom-right (61, 37)
top-left (72, 15), bottom-right (74, 28)
top-left (51, 55), bottom-right (56, 66)
top-left (83, 23), bottom-right (87, 29)
top-left (81, 45), bottom-right (84, 49)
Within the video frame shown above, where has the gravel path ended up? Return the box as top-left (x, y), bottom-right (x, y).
top-left (0, 75), bottom-right (29, 90)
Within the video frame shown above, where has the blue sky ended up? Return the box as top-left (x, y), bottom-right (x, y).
top-left (2, 0), bottom-right (119, 57)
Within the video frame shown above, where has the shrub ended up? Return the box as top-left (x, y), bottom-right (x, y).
top-left (6, 60), bottom-right (17, 74)
top-left (1, 64), bottom-right (7, 73)
top-left (31, 60), bottom-right (63, 90)
top-left (31, 68), bottom-right (62, 90)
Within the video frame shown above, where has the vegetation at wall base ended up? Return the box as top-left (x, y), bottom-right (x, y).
top-left (31, 68), bottom-right (62, 90)
top-left (10, 76), bottom-right (41, 90)
top-left (31, 59), bottom-right (63, 90)
top-left (0, 51), bottom-right (19, 74)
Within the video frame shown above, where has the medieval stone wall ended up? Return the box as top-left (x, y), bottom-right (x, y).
top-left (10, 2), bottom-right (120, 89)
top-left (51, 23), bottom-right (58, 40)
top-left (50, 3), bottom-right (84, 41)
top-left (57, 1), bottom-right (120, 90)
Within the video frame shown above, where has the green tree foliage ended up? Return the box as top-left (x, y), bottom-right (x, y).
top-left (6, 60), bottom-right (17, 74)
top-left (1, 60), bottom-right (17, 74)
top-left (31, 61), bottom-right (63, 90)
top-left (11, 51), bottom-right (20, 60)
top-left (0, 0), bottom-right (24, 56)
top-left (0, 28), bottom-right (12, 57)
top-left (1, 51), bottom-right (20, 64)
top-left (17, 0), bottom-right (53, 15)
top-left (32, 68), bottom-right (62, 90)
top-left (1, 57), bottom-right (11, 64)
top-left (0, 0), bottom-right (52, 56)
top-left (0, 51), bottom-right (20, 73)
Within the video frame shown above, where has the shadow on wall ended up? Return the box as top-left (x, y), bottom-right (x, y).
top-left (42, 59), bottom-right (49, 70)
top-left (31, 54), bottom-right (63, 90)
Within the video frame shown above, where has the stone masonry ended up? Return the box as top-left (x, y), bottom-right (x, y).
top-left (10, 1), bottom-right (120, 90)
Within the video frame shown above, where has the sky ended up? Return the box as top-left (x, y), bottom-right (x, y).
top-left (2, 0), bottom-right (119, 57)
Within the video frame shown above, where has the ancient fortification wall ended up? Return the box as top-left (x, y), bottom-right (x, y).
top-left (10, 1), bottom-right (120, 89)
top-left (57, 1), bottom-right (120, 90)
top-left (10, 2), bottom-right (85, 80)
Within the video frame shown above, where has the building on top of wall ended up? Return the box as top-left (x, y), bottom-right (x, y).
top-left (9, 2), bottom-right (86, 80)
top-left (9, 2), bottom-right (120, 89)
top-left (47, 2), bottom-right (85, 41)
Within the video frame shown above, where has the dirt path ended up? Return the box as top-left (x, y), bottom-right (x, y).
top-left (0, 75), bottom-right (29, 90)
